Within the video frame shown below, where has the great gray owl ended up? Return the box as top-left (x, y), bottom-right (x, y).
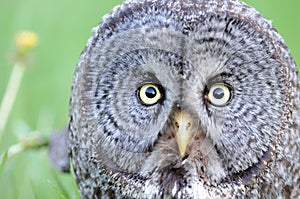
top-left (50, 0), bottom-right (300, 198)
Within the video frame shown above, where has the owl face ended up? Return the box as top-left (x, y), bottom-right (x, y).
top-left (69, 0), bottom-right (294, 198)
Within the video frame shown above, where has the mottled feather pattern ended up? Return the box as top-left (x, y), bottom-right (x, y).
top-left (63, 0), bottom-right (300, 198)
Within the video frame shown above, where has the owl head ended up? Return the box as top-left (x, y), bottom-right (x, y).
top-left (69, 0), bottom-right (298, 198)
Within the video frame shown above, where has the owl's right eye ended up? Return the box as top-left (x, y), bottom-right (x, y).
top-left (137, 84), bottom-right (164, 106)
top-left (206, 83), bottom-right (232, 106)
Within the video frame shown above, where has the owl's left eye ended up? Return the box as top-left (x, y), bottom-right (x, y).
top-left (137, 84), bottom-right (164, 106)
top-left (206, 83), bottom-right (232, 106)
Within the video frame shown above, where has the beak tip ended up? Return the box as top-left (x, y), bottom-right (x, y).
top-left (179, 148), bottom-right (186, 157)
top-left (176, 135), bottom-right (189, 157)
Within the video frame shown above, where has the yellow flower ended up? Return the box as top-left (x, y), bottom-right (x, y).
top-left (15, 31), bottom-right (38, 55)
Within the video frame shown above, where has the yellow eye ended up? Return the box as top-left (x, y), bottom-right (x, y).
top-left (138, 84), bottom-right (163, 106)
top-left (207, 83), bottom-right (232, 106)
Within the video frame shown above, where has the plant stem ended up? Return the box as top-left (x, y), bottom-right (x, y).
top-left (0, 62), bottom-right (25, 145)
top-left (0, 133), bottom-right (49, 165)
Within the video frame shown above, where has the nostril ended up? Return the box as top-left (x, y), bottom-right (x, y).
top-left (175, 121), bottom-right (180, 129)
top-left (186, 122), bottom-right (191, 128)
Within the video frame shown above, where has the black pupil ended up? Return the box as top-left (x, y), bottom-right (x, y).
top-left (145, 87), bottom-right (157, 98)
top-left (213, 88), bottom-right (224, 99)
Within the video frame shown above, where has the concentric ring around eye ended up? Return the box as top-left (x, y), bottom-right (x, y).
top-left (207, 83), bottom-right (232, 106)
top-left (138, 84), bottom-right (163, 106)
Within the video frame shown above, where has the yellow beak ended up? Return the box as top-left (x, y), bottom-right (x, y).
top-left (174, 111), bottom-right (193, 156)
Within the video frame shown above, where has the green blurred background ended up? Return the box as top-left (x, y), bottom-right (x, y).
top-left (0, 0), bottom-right (299, 198)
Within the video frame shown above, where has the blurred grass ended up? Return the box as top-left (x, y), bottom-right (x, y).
top-left (0, 0), bottom-right (299, 199)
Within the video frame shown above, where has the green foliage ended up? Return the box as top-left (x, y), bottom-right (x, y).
top-left (51, 170), bottom-right (70, 199)
top-left (0, 151), bottom-right (8, 179)
top-left (48, 180), bottom-right (68, 199)
top-left (70, 159), bottom-right (81, 199)
top-left (0, 0), bottom-right (299, 199)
